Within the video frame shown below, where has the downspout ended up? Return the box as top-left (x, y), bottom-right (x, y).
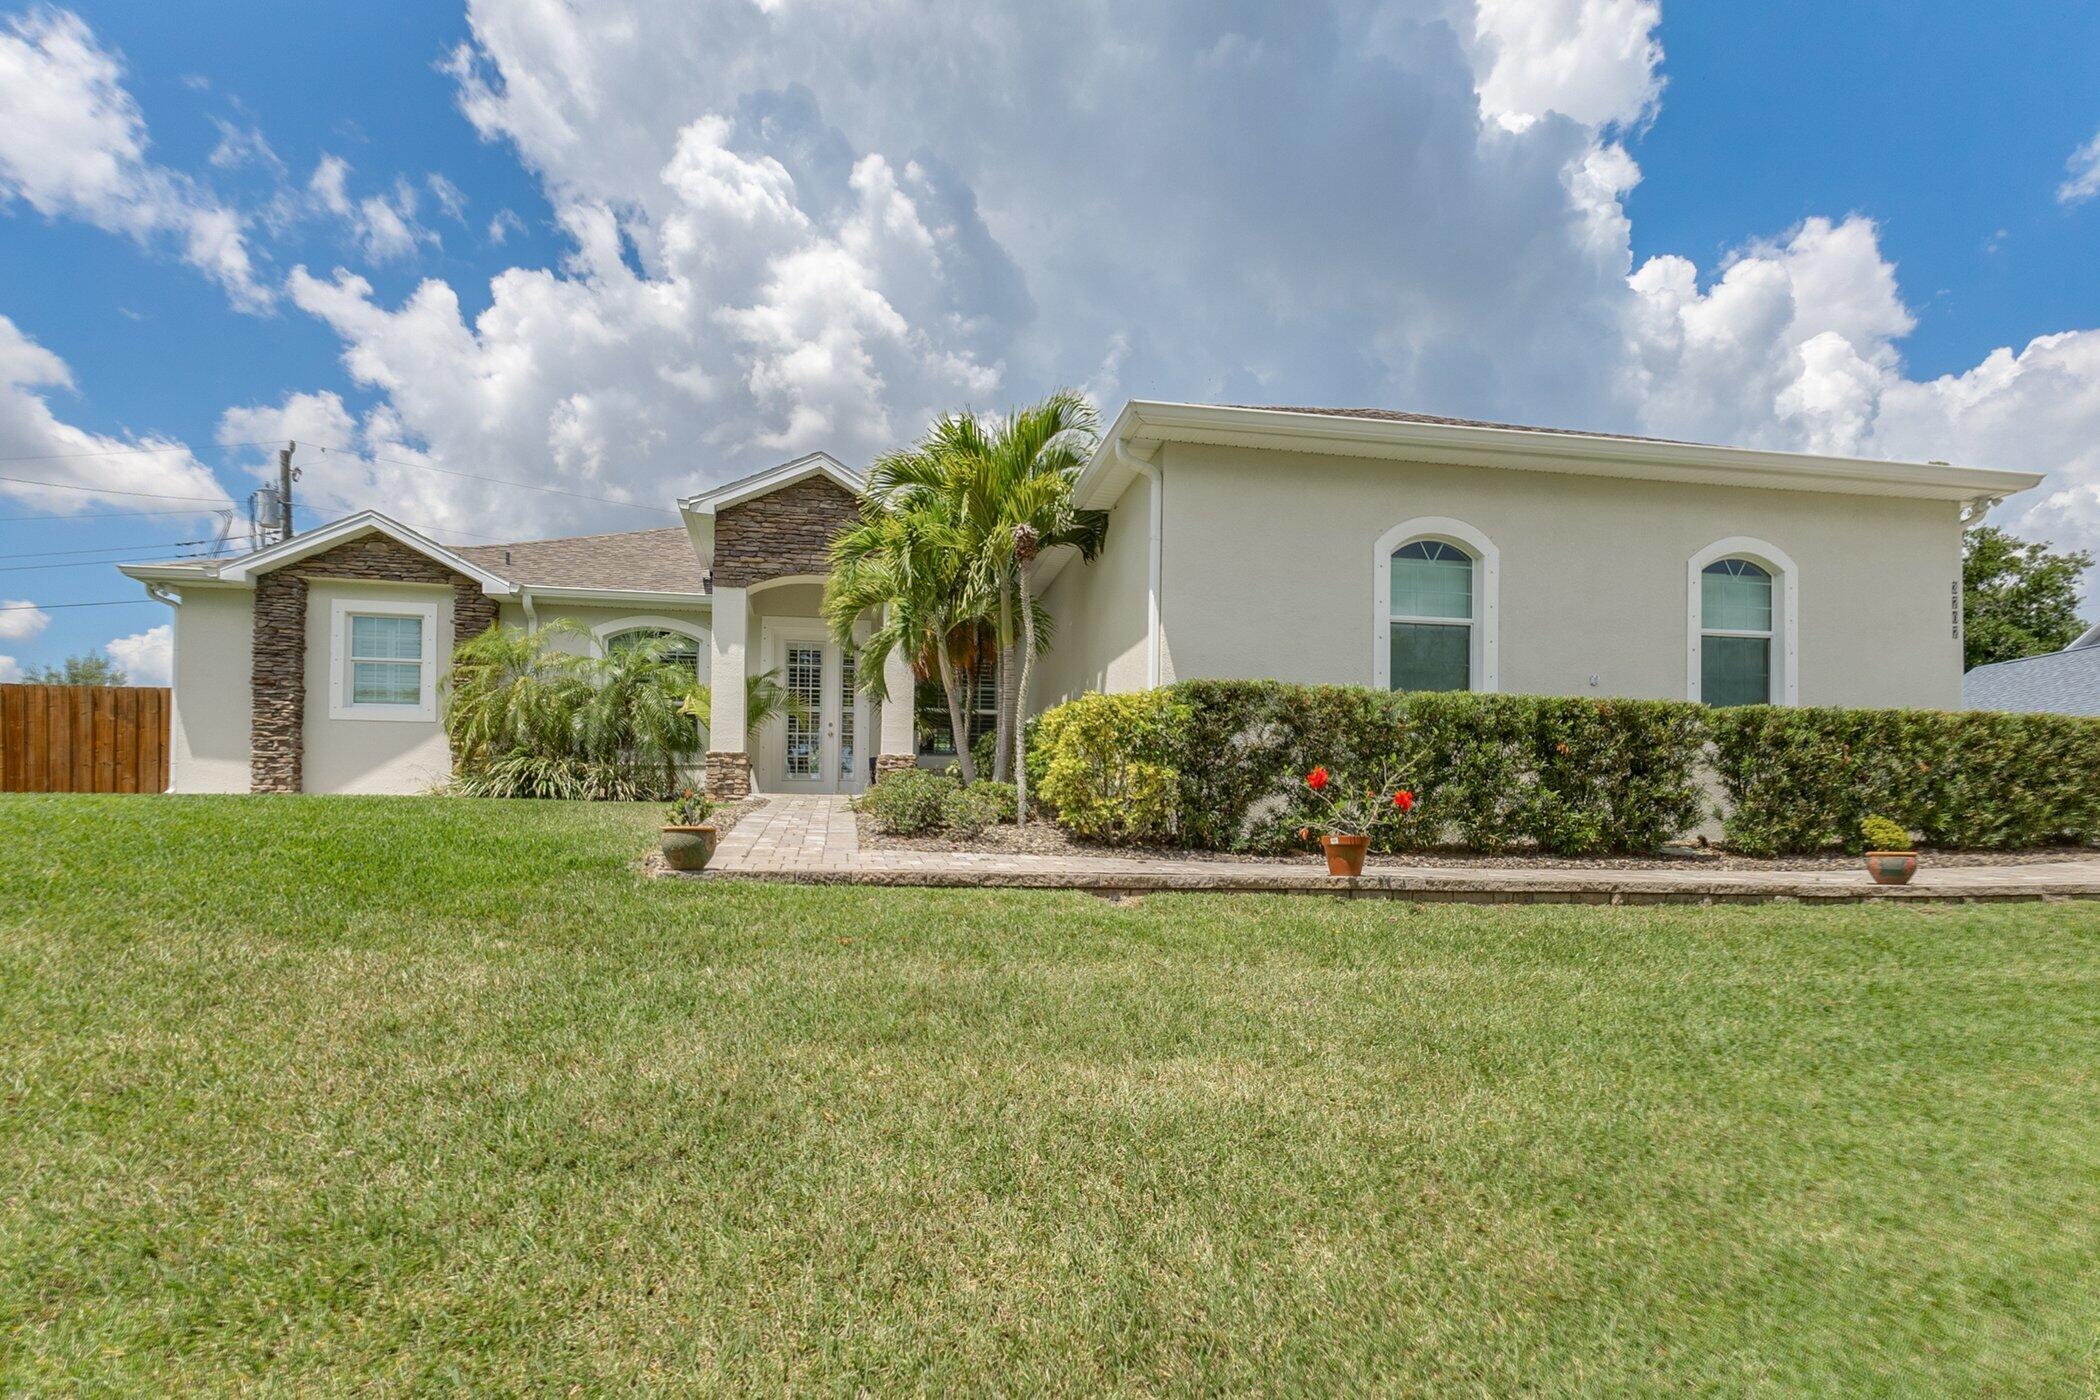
top-left (520, 588), bottom-right (538, 634)
top-left (145, 583), bottom-right (183, 608)
top-left (1111, 436), bottom-right (1163, 689)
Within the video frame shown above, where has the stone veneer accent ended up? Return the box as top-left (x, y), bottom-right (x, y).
top-left (704, 750), bottom-right (753, 798)
top-left (248, 533), bottom-right (500, 793)
top-left (711, 475), bottom-right (860, 589)
top-left (873, 754), bottom-right (918, 781)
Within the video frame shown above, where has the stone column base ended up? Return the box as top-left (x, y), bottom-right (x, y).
top-left (704, 751), bottom-right (752, 798)
top-left (873, 753), bottom-right (918, 782)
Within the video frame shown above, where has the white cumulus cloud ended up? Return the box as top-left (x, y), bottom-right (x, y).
top-left (0, 314), bottom-right (229, 518)
top-left (0, 598), bottom-right (49, 642)
top-left (2058, 130), bottom-right (2100, 205)
top-left (105, 622), bottom-right (171, 686)
top-left (0, 9), bottom-right (269, 308)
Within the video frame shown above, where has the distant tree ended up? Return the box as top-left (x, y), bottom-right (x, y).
top-left (22, 653), bottom-right (126, 686)
top-left (1963, 525), bottom-right (2093, 669)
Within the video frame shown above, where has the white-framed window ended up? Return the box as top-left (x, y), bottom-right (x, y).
top-left (1373, 517), bottom-right (1499, 693)
top-left (328, 596), bottom-right (439, 721)
top-left (1687, 537), bottom-right (1798, 706)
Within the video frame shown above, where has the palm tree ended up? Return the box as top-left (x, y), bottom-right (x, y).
top-left (573, 630), bottom-right (708, 794)
top-left (968, 391), bottom-right (1105, 823)
top-left (445, 621), bottom-right (589, 769)
top-left (824, 489), bottom-right (987, 782)
top-left (834, 393), bottom-right (1105, 810)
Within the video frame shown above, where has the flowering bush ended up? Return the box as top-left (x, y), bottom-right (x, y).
top-left (1298, 764), bottom-right (1418, 838)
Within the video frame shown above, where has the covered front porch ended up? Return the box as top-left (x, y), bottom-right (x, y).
top-left (701, 574), bottom-right (916, 798)
top-left (680, 451), bottom-right (917, 799)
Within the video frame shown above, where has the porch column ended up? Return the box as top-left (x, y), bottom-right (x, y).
top-left (875, 619), bottom-right (917, 780)
top-left (705, 585), bottom-right (751, 797)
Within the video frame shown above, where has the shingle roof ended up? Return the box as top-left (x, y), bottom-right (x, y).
top-left (455, 526), bottom-right (706, 594)
top-left (1234, 404), bottom-right (1705, 448)
top-left (1962, 647), bottom-right (2100, 716)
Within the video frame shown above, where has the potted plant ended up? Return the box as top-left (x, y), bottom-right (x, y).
top-left (1301, 765), bottom-right (1416, 877)
top-left (1860, 814), bottom-right (1917, 886)
top-left (661, 787), bottom-right (720, 872)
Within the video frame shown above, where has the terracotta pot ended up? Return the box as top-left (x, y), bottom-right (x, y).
top-left (661, 824), bottom-right (718, 872)
top-left (1864, 851), bottom-right (1917, 886)
top-left (1321, 833), bottom-right (1370, 877)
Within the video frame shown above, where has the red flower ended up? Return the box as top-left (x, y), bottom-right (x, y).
top-left (1306, 766), bottom-right (1330, 791)
top-left (1393, 789), bottom-right (1416, 812)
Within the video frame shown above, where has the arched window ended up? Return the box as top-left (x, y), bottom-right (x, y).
top-left (1698, 559), bottom-right (1772, 706)
top-left (600, 623), bottom-right (704, 677)
top-left (1373, 518), bottom-right (1499, 692)
top-left (1389, 541), bottom-right (1474, 692)
top-left (1688, 538), bottom-right (1797, 705)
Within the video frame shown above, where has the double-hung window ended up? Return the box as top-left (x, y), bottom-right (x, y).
top-left (1698, 558), bottom-right (1774, 706)
top-left (329, 598), bottom-right (439, 721)
top-left (1388, 540), bottom-right (1476, 692)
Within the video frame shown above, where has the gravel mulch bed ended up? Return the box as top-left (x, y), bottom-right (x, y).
top-left (854, 809), bottom-right (2094, 869)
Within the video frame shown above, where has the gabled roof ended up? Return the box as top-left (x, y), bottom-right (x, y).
top-left (678, 451), bottom-right (862, 515)
top-left (455, 527), bottom-right (705, 594)
top-left (210, 511), bottom-right (518, 593)
top-left (1963, 644), bottom-right (2100, 716)
top-left (1075, 401), bottom-right (2045, 511)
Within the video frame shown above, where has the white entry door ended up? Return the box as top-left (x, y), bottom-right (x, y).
top-left (765, 622), bottom-right (870, 794)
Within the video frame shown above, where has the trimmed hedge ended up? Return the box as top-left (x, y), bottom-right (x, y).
top-left (1709, 706), bottom-right (2100, 855)
top-left (1166, 682), bottom-right (1708, 855)
top-left (1031, 681), bottom-right (2100, 855)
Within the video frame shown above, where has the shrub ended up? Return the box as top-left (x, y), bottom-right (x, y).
top-left (1710, 706), bottom-right (2100, 854)
top-left (1034, 691), bottom-right (1186, 842)
top-left (1158, 682), bottom-right (1708, 855)
top-left (964, 780), bottom-right (1019, 824)
top-left (942, 784), bottom-right (1009, 839)
top-left (859, 768), bottom-right (956, 835)
top-left (1861, 814), bottom-right (1911, 852)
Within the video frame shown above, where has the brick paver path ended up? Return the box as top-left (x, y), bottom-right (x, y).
top-left (703, 795), bottom-right (2100, 903)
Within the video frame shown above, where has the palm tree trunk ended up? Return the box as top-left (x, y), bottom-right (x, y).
top-left (992, 588), bottom-right (1014, 781)
top-left (1014, 563), bottom-right (1037, 826)
top-left (935, 640), bottom-right (977, 785)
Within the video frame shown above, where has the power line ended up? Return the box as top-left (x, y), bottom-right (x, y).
top-left (0, 536), bottom-right (246, 563)
top-left (0, 549), bottom-right (253, 574)
top-left (302, 442), bottom-right (677, 515)
top-left (0, 472), bottom-right (231, 504)
top-left (0, 598), bottom-right (157, 612)
top-left (0, 505), bottom-right (229, 524)
top-left (0, 440), bottom-right (276, 465)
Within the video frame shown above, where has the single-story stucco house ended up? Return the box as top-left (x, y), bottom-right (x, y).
top-left (1962, 622), bottom-right (2100, 716)
top-left (120, 401), bottom-right (2041, 797)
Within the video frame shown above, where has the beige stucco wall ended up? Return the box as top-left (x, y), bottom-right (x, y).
top-left (300, 580), bottom-right (456, 795)
top-left (1152, 442), bottom-right (1964, 708)
top-left (1034, 471), bottom-right (1153, 709)
top-left (167, 585), bottom-right (253, 793)
top-left (492, 598), bottom-right (713, 669)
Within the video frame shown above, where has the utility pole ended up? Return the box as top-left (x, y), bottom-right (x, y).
top-left (277, 442), bottom-right (299, 542)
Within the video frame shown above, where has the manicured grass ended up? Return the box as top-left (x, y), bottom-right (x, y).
top-left (1, 795), bottom-right (2095, 1392)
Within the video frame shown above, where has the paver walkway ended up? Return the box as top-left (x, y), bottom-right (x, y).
top-left (702, 794), bottom-right (2100, 903)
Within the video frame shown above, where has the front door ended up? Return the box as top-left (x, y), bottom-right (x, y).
top-left (766, 622), bottom-right (870, 794)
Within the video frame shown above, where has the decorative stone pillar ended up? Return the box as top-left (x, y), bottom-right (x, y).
top-left (705, 751), bottom-right (752, 798)
top-left (249, 571), bottom-right (308, 793)
top-left (873, 754), bottom-right (917, 781)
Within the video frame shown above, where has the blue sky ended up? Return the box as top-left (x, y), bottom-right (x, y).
top-left (2, 0), bottom-right (2098, 680)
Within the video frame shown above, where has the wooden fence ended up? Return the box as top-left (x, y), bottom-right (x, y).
top-left (0, 684), bottom-right (171, 794)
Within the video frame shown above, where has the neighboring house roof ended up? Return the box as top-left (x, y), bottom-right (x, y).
top-left (1963, 641), bottom-right (2100, 716)
top-left (1077, 400), bottom-right (2045, 512)
top-left (455, 527), bottom-right (706, 595)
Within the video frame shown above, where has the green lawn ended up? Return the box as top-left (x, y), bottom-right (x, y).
top-left (1, 796), bottom-right (2095, 1393)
